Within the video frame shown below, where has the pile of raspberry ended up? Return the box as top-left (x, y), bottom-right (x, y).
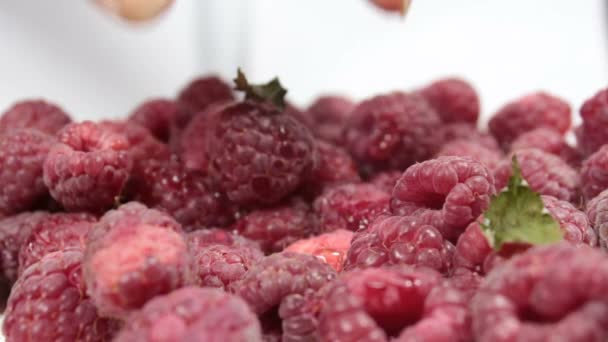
top-left (1, 72), bottom-right (608, 342)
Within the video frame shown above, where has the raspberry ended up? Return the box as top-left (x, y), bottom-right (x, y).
top-left (128, 98), bottom-right (189, 143)
top-left (391, 156), bottom-right (496, 241)
top-left (581, 145), bottom-right (608, 201)
top-left (43, 121), bottom-right (132, 212)
top-left (471, 244), bottom-right (608, 342)
top-left (0, 129), bottom-right (54, 215)
top-left (437, 139), bottom-right (503, 170)
top-left (452, 221), bottom-right (492, 274)
top-left (206, 101), bottom-right (316, 206)
top-left (191, 243), bottom-right (263, 290)
top-left (18, 212), bottom-right (97, 276)
top-left (370, 170), bottom-right (402, 194)
top-left (307, 95), bottom-right (355, 144)
top-left (488, 92), bottom-right (571, 148)
top-left (542, 195), bottom-right (596, 246)
top-left (232, 198), bottom-right (315, 253)
top-left (279, 288), bottom-right (322, 342)
top-left (418, 77), bottom-right (480, 124)
top-left (90, 201), bottom-right (182, 234)
top-left (438, 123), bottom-right (500, 151)
top-left (187, 228), bottom-right (261, 250)
top-left (285, 229), bottom-right (354, 272)
top-left (494, 149), bottom-right (579, 202)
top-left (511, 127), bottom-right (581, 166)
top-left (3, 250), bottom-right (118, 342)
top-left (285, 102), bottom-right (315, 129)
top-left (100, 120), bottom-right (169, 166)
top-left (304, 140), bottom-right (361, 197)
top-left (344, 215), bottom-right (455, 274)
top-left (585, 189), bottom-right (608, 249)
top-left (315, 183), bottom-right (390, 233)
top-left (177, 75), bottom-right (234, 113)
top-left (114, 286), bottom-right (263, 342)
top-left (179, 102), bottom-right (227, 171)
top-left (576, 87), bottom-right (608, 156)
top-left (0, 99), bottom-right (71, 135)
top-left (318, 266), bottom-right (442, 340)
top-left (344, 92), bottom-right (442, 174)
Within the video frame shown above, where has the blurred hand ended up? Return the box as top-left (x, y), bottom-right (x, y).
top-left (95, 0), bottom-right (173, 21)
top-left (370, 0), bottom-right (412, 15)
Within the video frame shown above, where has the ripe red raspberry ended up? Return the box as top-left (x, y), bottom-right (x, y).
top-left (542, 195), bottom-right (596, 246)
top-left (576, 88), bottom-right (608, 156)
top-left (285, 229), bottom-right (354, 272)
top-left (114, 286), bottom-right (263, 342)
top-left (344, 92), bottom-right (442, 174)
top-left (232, 198), bottom-right (315, 253)
top-left (437, 139), bottom-right (503, 170)
top-left (0, 129), bottom-right (54, 216)
top-left (3, 250), bottom-right (118, 342)
top-left (471, 244), bottom-right (608, 342)
top-left (99, 120), bottom-right (169, 166)
top-left (128, 98), bottom-right (190, 143)
top-left (511, 127), bottom-right (581, 166)
top-left (585, 189), bottom-right (608, 249)
top-left (581, 145), bottom-right (608, 201)
top-left (304, 140), bottom-right (361, 197)
top-left (452, 221), bottom-right (492, 274)
top-left (91, 201), bottom-right (182, 234)
top-left (306, 95), bottom-right (355, 144)
top-left (314, 183), bottom-right (390, 233)
top-left (187, 228), bottom-right (261, 250)
top-left (179, 102), bottom-right (228, 171)
top-left (344, 215), bottom-right (455, 274)
top-left (285, 102), bottom-right (315, 129)
top-left (0, 99), bottom-right (71, 135)
top-left (279, 288), bottom-right (322, 342)
top-left (494, 149), bottom-right (579, 202)
top-left (438, 123), bottom-right (500, 151)
top-left (418, 77), bottom-right (480, 124)
top-left (370, 170), bottom-right (402, 194)
top-left (488, 92), bottom-right (571, 148)
top-left (191, 243), bottom-right (263, 290)
top-left (18, 212), bottom-right (97, 276)
top-left (177, 75), bottom-right (234, 113)
top-left (43, 121), bottom-right (132, 212)
top-left (392, 156), bottom-right (496, 241)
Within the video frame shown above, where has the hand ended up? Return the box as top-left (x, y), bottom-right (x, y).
top-left (95, 0), bottom-right (174, 22)
top-left (370, 0), bottom-right (412, 15)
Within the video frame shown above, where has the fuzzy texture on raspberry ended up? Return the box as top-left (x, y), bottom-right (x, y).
top-left (391, 156), bottom-right (496, 241)
top-left (576, 88), bottom-right (608, 156)
top-left (437, 139), bottom-right (503, 170)
top-left (585, 189), bottom-right (608, 249)
top-left (179, 102), bottom-right (228, 171)
top-left (418, 78), bottom-right (480, 125)
top-left (0, 129), bottom-right (54, 216)
top-left (304, 140), bottom-right (361, 197)
top-left (0, 99), bottom-right (71, 135)
top-left (232, 198), bottom-right (315, 254)
top-left (494, 149), bottom-right (579, 202)
top-left (438, 123), bottom-right (500, 151)
top-left (129, 98), bottom-right (189, 143)
top-left (279, 288), bottom-right (322, 342)
top-left (230, 252), bottom-right (337, 315)
top-left (187, 228), bottom-right (261, 251)
top-left (285, 229), bottom-right (354, 272)
top-left (100, 120), bottom-right (169, 167)
top-left (177, 75), bottom-right (234, 113)
top-left (344, 92), bottom-right (442, 174)
top-left (542, 195), bottom-right (597, 246)
top-left (488, 92), bottom-right (571, 148)
top-left (114, 286), bottom-right (263, 342)
top-left (3, 250), bottom-right (118, 342)
top-left (90, 201), bottom-right (182, 235)
top-left (511, 127), bottom-right (581, 166)
top-left (581, 145), bottom-right (608, 201)
top-left (306, 95), bottom-right (355, 144)
top-left (370, 170), bottom-right (402, 194)
top-left (18, 212), bottom-right (97, 276)
top-left (205, 101), bottom-right (317, 206)
top-left (344, 215), bottom-right (455, 274)
top-left (314, 183), bottom-right (391, 233)
top-left (471, 243), bottom-right (608, 342)
top-left (43, 121), bottom-right (132, 212)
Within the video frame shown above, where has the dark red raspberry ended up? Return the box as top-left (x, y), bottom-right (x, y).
top-left (418, 77), bottom-right (480, 124)
top-left (306, 95), bottom-right (355, 144)
top-left (177, 75), bottom-right (234, 113)
top-left (187, 228), bottom-right (261, 250)
top-left (392, 156), bottom-right (496, 241)
top-left (18, 212), bottom-right (97, 276)
top-left (43, 121), bottom-right (132, 212)
top-left (128, 98), bottom-right (190, 143)
top-left (114, 286), bottom-right (263, 342)
top-left (285, 229), bottom-right (354, 272)
top-left (232, 198), bottom-right (315, 254)
top-left (179, 102), bottom-right (228, 171)
top-left (344, 92), bottom-right (442, 174)
top-left (494, 148), bottom-right (579, 202)
top-left (304, 140), bottom-right (361, 197)
top-left (488, 92), bottom-right (571, 148)
top-left (511, 127), bottom-right (581, 166)
top-left (285, 102), bottom-right (315, 129)
top-left (279, 288), bottom-right (322, 342)
top-left (576, 88), bottom-right (608, 156)
top-left (314, 183), bottom-right (390, 232)
top-left (581, 145), bottom-right (608, 201)
top-left (370, 170), bottom-right (402, 194)
top-left (3, 250), bottom-right (118, 342)
top-left (437, 139), bottom-right (503, 170)
top-left (191, 243), bottom-right (263, 290)
top-left (100, 120), bottom-right (169, 166)
top-left (438, 123), bottom-right (500, 151)
top-left (542, 195), bottom-right (596, 246)
top-left (344, 215), bottom-right (455, 274)
top-left (0, 129), bottom-right (54, 216)
top-left (471, 244), bottom-right (608, 342)
top-left (0, 99), bottom-right (71, 135)
top-left (585, 189), bottom-right (608, 249)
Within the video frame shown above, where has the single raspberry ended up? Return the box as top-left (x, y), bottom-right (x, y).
top-left (0, 99), bottom-right (71, 135)
top-left (494, 148), bottom-right (579, 202)
top-left (3, 250), bottom-right (118, 342)
top-left (306, 95), bottom-right (355, 144)
top-left (438, 123), bottom-right (500, 151)
top-left (179, 102), bottom-right (228, 171)
top-left (128, 98), bottom-right (190, 143)
top-left (391, 156), bottom-right (496, 241)
top-left (511, 127), bottom-right (582, 166)
top-left (585, 189), bottom-right (608, 249)
top-left (314, 183), bottom-right (390, 233)
top-left (581, 145), bottom-right (608, 201)
top-left (344, 215), bottom-right (454, 274)
top-left (471, 244), bottom-right (608, 342)
top-left (99, 120), bottom-right (169, 166)
top-left (279, 288), bottom-right (322, 342)
top-left (303, 140), bottom-right (361, 197)
top-left (187, 228), bottom-right (261, 250)
top-left (90, 201), bottom-right (182, 234)
top-left (437, 139), bottom-right (503, 170)
top-left (0, 129), bottom-right (54, 216)
top-left (344, 92), bottom-right (442, 174)
top-left (177, 75), bottom-right (234, 113)
top-left (370, 170), bottom-right (402, 194)
top-left (452, 221), bottom-right (492, 275)
top-left (488, 92), bottom-right (571, 148)
top-left (18, 212), bottom-right (97, 276)
top-left (285, 229), bottom-right (354, 272)
top-left (542, 195), bottom-right (596, 246)
top-left (418, 77), bottom-right (480, 124)
top-left (576, 88), bottom-right (608, 156)
top-left (191, 243), bottom-right (263, 290)
top-left (114, 286), bottom-right (263, 342)
top-left (43, 121), bottom-right (132, 212)
top-left (232, 198), bottom-right (315, 253)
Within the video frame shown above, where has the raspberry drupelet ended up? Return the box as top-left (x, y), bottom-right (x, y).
top-left (0, 99), bottom-right (71, 135)
top-left (576, 87), bottom-right (608, 156)
top-left (285, 229), bottom-right (354, 272)
top-left (418, 77), bottom-right (480, 125)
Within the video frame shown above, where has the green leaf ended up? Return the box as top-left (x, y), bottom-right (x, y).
top-left (480, 156), bottom-right (563, 250)
top-left (234, 68), bottom-right (287, 110)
